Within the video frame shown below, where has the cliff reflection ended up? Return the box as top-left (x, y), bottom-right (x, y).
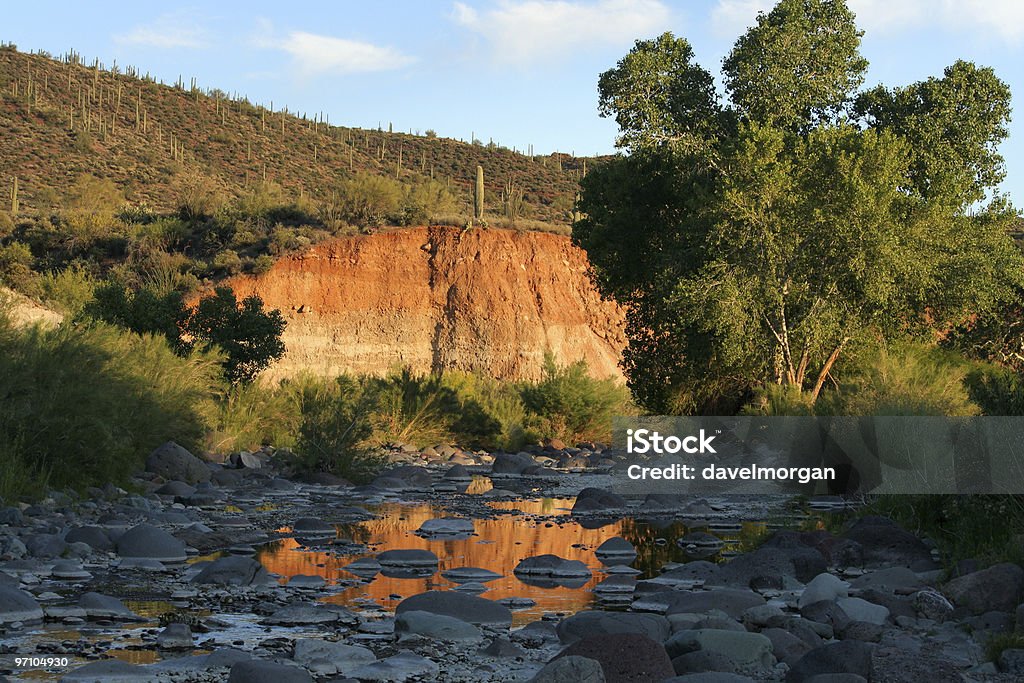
top-left (255, 499), bottom-right (761, 626)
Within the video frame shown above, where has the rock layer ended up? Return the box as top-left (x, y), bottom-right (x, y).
top-left (224, 226), bottom-right (626, 381)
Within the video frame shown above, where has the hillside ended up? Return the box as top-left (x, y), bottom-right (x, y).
top-left (0, 45), bottom-right (590, 224)
top-left (222, 226), bottom-right (626, 382)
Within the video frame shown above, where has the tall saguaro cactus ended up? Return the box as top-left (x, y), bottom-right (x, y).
top-left (474, 165), bottom-right (484, 221)
top-left (10, 176), bottom-right (19, 214)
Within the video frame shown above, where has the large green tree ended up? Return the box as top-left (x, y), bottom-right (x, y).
top-left (575, 1), bottom-right (1019, 413)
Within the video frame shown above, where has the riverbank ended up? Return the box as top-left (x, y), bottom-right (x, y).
top-left (1, 442), bottom-right (1021, 682)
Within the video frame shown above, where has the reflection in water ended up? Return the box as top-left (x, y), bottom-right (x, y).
top-left (256, 498), bottom-right (769, 626)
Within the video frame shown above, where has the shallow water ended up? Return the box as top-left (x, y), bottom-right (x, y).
top-left (258, 496), bottom-right (772, 626)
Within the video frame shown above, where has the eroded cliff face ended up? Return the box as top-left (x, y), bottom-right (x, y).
top-left (224, 226), bottom-right (626, 381)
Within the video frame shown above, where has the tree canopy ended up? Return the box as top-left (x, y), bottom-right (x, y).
top-left (86, 284), bottom-right (286, 385)
top-left (575, 0), bottom-right (1019, 413)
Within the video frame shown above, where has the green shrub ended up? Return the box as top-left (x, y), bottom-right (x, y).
top-left (0, 241), bottom-right (37, 293)
top-left (252, 254), bottom-right (275, 274)
top-left (38, 263), bottom-right (97, 316)
top-left (293, 375), bottom-right (380, 482)
top-left (964, 363), bottom-right (1024, 415)
top-left (0, 211), bottom-right (14, 239)
top-left (818, 344), bottom-right (980, 416)
top-left (364, 368), bottom-right (464, 447)
top-left (441, 371), bottom-right (534, 450)
top-left (206, 381), bottom-right (302, 453)
top-left (402, 180), bottom-right (456, 226)
top-left (985, 632), bottom-right (1024, 664)
top-left (212, 249), bottom-right (243, 275)
top-left (741, 383), bottom-right (816, 416)
top-left (520, 353), bottom-right (632, 443)
top-left (336, 174), bottom-right (402, 226)
top-left (858, 494), bottom-right (1024, 570)
top-left (175, 171), bottom-right (225, 220)
top-left (84, 282), bottom-right (190, 352)
top-left (0, 308), bottom-right (221, 501)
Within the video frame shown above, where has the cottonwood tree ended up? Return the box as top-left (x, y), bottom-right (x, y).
top-left (574, 0), bottom-right (1020, 413)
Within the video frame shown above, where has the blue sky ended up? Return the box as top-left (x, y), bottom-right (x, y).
top-left (5, 1), bottom-right (1024, 202)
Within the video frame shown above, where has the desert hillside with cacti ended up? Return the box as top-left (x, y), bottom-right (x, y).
top-left (0, 44), bottom-right (594, 224)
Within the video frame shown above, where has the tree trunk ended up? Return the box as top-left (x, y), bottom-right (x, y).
top-left (810, 339), bottom-right (848, 402)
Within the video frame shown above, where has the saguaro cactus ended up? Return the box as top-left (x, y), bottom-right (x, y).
top-left (10, 176), bottom-right (19, 214)
top-left (474, 165), bottom-right (484, 221)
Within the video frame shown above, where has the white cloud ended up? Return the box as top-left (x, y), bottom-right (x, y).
top-left (114, 13), bottom-right (209, 49)
top-left (712, 0), bottom-right (1024, 43)
top-left (453, 0), bottom-right (673, 64)
top-left (251, 21), bottom-right (415, 76)
top-left (277, 31), bottom-right (415, 75)
top-left (710, 0), bottom-right (771, 38)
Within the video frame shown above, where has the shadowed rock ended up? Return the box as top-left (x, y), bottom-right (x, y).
top-left (0, 585), bottom-right (43, 625)
top-left (943, 562), bottom-right (1024, 615)
top-left (191, 556), bottom-right (268, 586)
top-left (554, 633), bottom-right (675, 683)
top-left (227, 659), bottom-right (312, 683)
top-left (529, 655), bottom-right (606, 682)
top-left (116, 523), bottom-right (186, 563)
top-left (396, 590), bottom-right (512, 628)
top-left (557, 611), bottom-right (670, 644)
top-left (146, 441), bottom-right (210, 484)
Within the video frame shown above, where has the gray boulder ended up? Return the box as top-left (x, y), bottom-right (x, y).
top-left (491, 452), bottom-right (537, 474)
top-left (442, 567), bottom-right (503, 583)
top-left (65, 525), bottom-right (113, 551)
top-left (291, 638), bottom-right (376, 676)
top-left (515, 554), bottom-right (592, 578)
top-left (192, 556), bottom-right (268, 586)
top-left (156, 623), bottom-right (193, 649)
top-left (0, 585), bottom-right (43, 625)
top-left (291, 517), bottom-right (335, 537)
top-left (416, 518), bottom-right (474, 537)
top-left (571, 487), bottom-right (627, 513)
top-left (595, 537), bottom-right (637, 565)
top-left (799, 573), bottom-right (849, 608)
top-left (377, 548), bottom-right (438, 568)
top-left (943, 562), bottom-right (1024, 615)
top-left (638, 588), bottom-right (766, 618)
top-left (227, 660), bottom-right (312, 683)
top-left (287, 574), bottom-right (326, 589)
top-left (555, 633), bottom-right (675, 683)
top-left (842, 517), bottom-right (934, 570)
top-left (25, 533), bottom-right (67, 559)
top-left (61, 659), bottom-right (151, 682)
top-left (761, 627), bottom-right (812, 665)
top-left (347, 651), bottom-right (439, 680)
top-left (396, 609), bottom-right (483, 641)
top-left (146, 441), bottom-right (210, 484)
top-left (529, 655), bottom-right (606, 682)
top-left (786, 641), bottom-right (874, 682)
top-left (78, 592), bottom-right (140, 620)
top-left (116, 523), bottom-right (186, 563)
top-left (665, 629), bottom-right (774, 669)
top-left (556, 610), bottom-right (670, 645)
top-left (666, 675), bottom-right (755, 683)
top-left (836, 597), bottom-right (889, 625)
top-left (155, 480), bottom-right (196, 497)
top-left (262, 602), bottom-right (358, 626)
top-left (396, 590), bottom-right (512, 627)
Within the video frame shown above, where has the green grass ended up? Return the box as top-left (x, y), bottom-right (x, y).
top-left (985, 632), bottom-right (1024, 663)
top-left (0, 306), bottom-right (221, 501)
